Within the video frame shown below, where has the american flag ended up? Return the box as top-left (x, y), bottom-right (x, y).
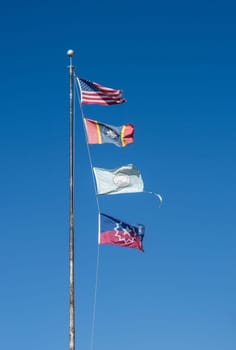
top-left (77, 77), bottom-right (127, 105)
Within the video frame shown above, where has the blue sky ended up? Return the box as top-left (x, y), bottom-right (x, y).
top-left (0, 1), bottom-right (235, 350)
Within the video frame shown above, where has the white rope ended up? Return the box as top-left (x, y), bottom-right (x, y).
top-left (75, 74), bottom-right (101, 350)
top-left (90, 242), bottom-right (100, 350)
top-left (144, 191), bottom-right (163, 207)
top-left (75, 75), bottom-right (100, 212)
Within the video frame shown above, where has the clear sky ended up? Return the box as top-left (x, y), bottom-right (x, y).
top-left (0, 1), bottom-right (235, 350)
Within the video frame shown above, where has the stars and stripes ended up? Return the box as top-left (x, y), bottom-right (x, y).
top-left (77, 77), bottom-right (127, 105)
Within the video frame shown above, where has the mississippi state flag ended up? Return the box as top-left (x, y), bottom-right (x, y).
top-left (84, 118), bottom-right (134, 147)
top-left (99, 213), bottom-right (145, 252)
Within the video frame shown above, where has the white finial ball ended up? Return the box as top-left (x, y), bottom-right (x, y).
top-left (67, 49), bottom-right (74, 57)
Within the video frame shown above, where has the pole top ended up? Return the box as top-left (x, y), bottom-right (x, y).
top-left (67, 49), bottom-right (74, 57)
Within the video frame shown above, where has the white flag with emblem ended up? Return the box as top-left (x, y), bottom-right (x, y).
top-left (93, 164), bottom-right (144, 195)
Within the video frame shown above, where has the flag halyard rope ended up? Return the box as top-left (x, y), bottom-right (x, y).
top-left (75, 75), bottom-right (101, 350)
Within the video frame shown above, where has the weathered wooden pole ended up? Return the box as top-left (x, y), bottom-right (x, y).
top-left (67, 49), bottom-right (75, 350)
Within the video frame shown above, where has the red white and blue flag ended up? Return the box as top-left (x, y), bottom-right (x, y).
top-left (77, 77), bottom-right (127, 105)
top-left (99, 213), bottom-right (145, 251)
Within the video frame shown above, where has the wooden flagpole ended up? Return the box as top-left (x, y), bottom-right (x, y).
top-left (67, 49), bottom-right (75, 350)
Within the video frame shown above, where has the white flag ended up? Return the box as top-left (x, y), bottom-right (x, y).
top-left (93, 164), bottom-right (144, 195)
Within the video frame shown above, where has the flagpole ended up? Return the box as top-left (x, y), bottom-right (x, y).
top-left (67, 49), bottom-right (75, 350)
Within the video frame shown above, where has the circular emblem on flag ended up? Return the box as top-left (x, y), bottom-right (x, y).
top-left (113, 172), bottom-right (130, 187)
